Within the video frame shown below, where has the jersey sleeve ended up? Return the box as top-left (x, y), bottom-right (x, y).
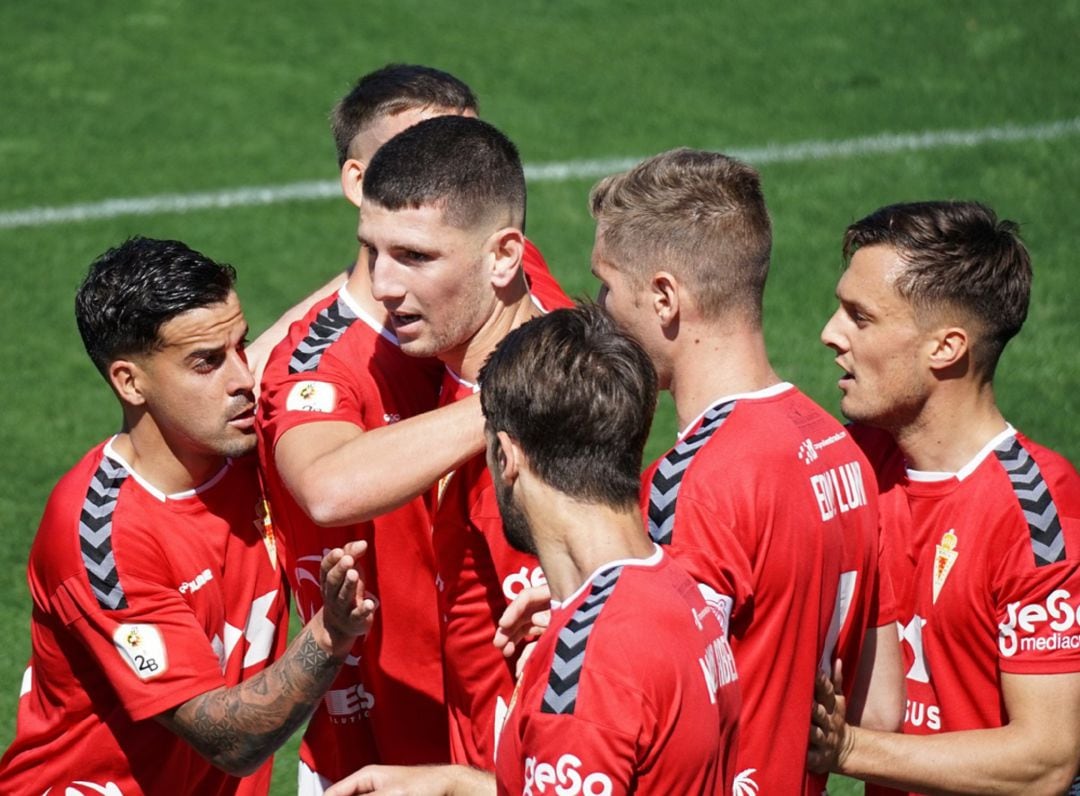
top-left (995, 552), bottom-right (1080, 676)
top-left (46, 550), bottom-right (227, 723)
top-left (259, 347), bottom-right (374, 451)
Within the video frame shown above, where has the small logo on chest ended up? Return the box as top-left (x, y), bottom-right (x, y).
top-left (933, 529), bottom-right (959, 603)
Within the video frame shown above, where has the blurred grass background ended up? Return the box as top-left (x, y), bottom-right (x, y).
top-left (2, 2), bottom-right (1078, 792)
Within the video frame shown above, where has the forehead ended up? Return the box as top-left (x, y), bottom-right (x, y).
top-left (359, 201), bottom-right (460, 245)
top-left (157, 291), bottom-right (245, 349)
top-left (838, 245), bottom-right (907, 302)
top-left (353, 105), bottom-right (476, 163)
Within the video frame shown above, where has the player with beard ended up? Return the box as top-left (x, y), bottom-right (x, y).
top-left (0, 237), bottom-right (374, 796)
top-left (328, 304), bottom-right (740, 796)
top-left (810, 201), bottom-right (1080, 794)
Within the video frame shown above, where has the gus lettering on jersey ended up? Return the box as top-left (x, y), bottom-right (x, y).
top-left (523, 753), bottom-right (614, 796)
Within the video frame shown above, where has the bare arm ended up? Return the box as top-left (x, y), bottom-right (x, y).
top-left (845, 622), bottom-right (904, 731)
top-left (275, 393), bottom-right (485, 526)
top-left (156, 541), bottom-right (374, 776)
top-left (812, 669), bottom-right (1080, 795)
top-left (325, 764), bottom-right (495, 796)
top-left (247, 271), bottom-right (349, 394)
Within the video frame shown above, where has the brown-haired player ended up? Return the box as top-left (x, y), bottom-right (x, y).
top-left (255, 66), bottom-right (564, 792)
top-left (811, 201), bottom-right (1080, 794)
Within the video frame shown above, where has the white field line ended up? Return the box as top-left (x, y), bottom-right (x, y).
top-left (3, 117), bottom-right (1078, 230)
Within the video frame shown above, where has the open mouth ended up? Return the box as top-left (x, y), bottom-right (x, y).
top-left (229, 405), bottom-right (256, 429)
top-left (390, 311), bottom-right (423, 330)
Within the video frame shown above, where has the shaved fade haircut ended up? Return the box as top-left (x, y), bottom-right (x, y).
top-left (363, 115), bottom-right (526, 232)
top-left (590, 148), bottom-right (772, 325)
top-left (479, 303), bottom-right (657, 509)
top-left (843, 200), bottom-right (1032, 381)
top-left (331, 64), bottom-right (478, 167)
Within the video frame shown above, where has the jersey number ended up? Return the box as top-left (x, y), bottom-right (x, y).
top-left (819, 571), bottom-right (858, 674)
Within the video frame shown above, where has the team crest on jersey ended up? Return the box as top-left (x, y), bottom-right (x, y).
top-left (933, 529), bottom-right (959, 603)
top-left (113, 623), bottom-right (167, 681)
top-left (286, 380), bottom-right (336, 413)
top-left (253, 497), bottom-right (278, 568)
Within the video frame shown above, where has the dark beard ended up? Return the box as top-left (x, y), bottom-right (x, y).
top-left (494, 475), bottom-right (537, 556)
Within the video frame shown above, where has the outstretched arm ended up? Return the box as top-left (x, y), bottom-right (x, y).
top-left (275, 394), bottom-right (485, 526)
top-left (325, 764), bottom-right (495, 796)
top-left (810, 667), bottom-right (1080, 795)
top-left (156, 541), bottom-right (374, 776)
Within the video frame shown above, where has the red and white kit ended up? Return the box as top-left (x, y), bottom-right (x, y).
top-left (641, 383), bottom-right (889, 795)
top-left (855, 424), bottom-right (1080, 796)
top-left (0, 442), bottom-right (289, 796)
top-left (257, 285), bottom-right (449, 781)
top-left (496, 548), bottom-right (740, 796)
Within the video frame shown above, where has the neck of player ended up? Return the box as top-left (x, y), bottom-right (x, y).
top-left (521, 482), bottom-right (655, 604)
top-left (113, 420), bottom-right (227, 496)
top-left (667, 321), bottom-right (780, 430)
top-left (893, 379), bottom-right (1009, 473)
top-left (445, 278), bottom-right (538, 382)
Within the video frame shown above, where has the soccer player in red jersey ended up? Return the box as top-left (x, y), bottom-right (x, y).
top-left (255, 65), bottom-right (564, 792)
top-left (586, 150), bottom-right (902, 795)
top-left (353, 114), bottom-right (570, 773)
top-left (0, 238), bottom-right (374, 796)
top-left (327, 304), bottom-right (740, 796)
top-left (810, 201), bottom-right (1080, 793)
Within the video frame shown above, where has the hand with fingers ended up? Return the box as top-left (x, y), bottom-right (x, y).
top-left (808, 660), bottom-right (852, 774)
top-left (319, 540), bottom-right (377, 659)
top-left (493, 583), bottom-right (552, 658)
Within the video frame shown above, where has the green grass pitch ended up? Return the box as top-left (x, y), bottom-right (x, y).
top-left (2, 2), bottom-right (1079, 793)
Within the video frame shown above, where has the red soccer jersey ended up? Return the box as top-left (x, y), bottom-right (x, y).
top-left (433, 276), bottom-right (571, 769)
top-left (0, 441), bottom-right (289, 796)
top-left (641, 384), bottom-right (887, 795)
top-left (496, 549), bottom-right (740, 796)
top-left (433, 369), bottom-right (548, 769)
top-left (257, 286), bottom-right (450, 780)
top-left (854, 425), bottom-right (1080, 796)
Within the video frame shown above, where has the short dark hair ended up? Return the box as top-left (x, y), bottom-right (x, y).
top-left (479, 303), bottom-right (658, 509)
top-left (363, 115), bottom-right (526, 231)
top-left (843, 201), bottom-right (1032, 380)
top-left (590, 148), bottom-right (772, 324)
top-left (75, 237), bottom-right (237, 378)
top-left (331, 64), bottom-right (478, 167)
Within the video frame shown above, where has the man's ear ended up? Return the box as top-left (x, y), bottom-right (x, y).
top-left (488, 228), bottom-right (525, 289)
top-left (650, 270), bottom-right (681, 329)
top-left (109, 359), bottom-right (148, 407)
top-left (495, 430), bottom-right (522, 486)
top-left (928, 326), bottom-right (970, 373)
top-left (340, 158), bottom-right (366, 209)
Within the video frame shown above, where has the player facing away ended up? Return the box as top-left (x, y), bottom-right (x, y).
top-left (358, 113), bottom-right (570, 769)
top-left (0, 237), bottom-right (374, 795)
top-left (586, 149), bottom-right (902, 794)
top-left (255, 64), bottom-right (565, 792)
top-left (326, 304), bottom-right (741, 796)
top-left (810, 201), bottom-right (1080, 794)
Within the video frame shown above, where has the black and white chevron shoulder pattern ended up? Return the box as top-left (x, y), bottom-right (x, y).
top-left (648, 400), bottom-right (737, 545)
top-left (288, 297), bottom-right (359, 374)
top-left (540, 566), bottom-right (623, 715)
top-left (80, 456), bottom-right (130, 610)
top-left (994, 436), bottom-right (1065, 566)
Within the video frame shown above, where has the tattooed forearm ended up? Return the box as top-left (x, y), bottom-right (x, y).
top-left (157, 626), bottom-right (344, 777)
